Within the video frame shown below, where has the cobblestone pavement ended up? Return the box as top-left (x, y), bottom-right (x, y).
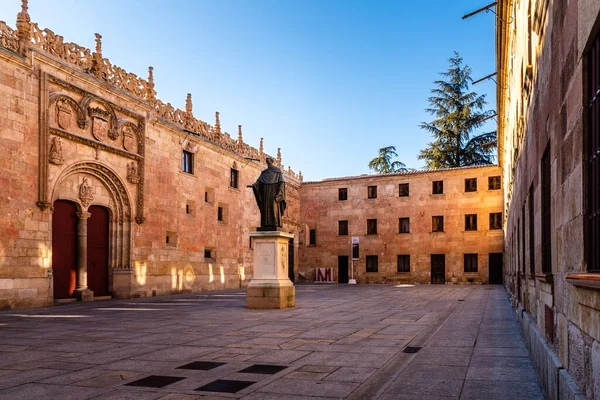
top-left (0, 285), bottom-right (545, 399)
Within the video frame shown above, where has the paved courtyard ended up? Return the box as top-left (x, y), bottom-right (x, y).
top-left (0, 285), bottom-right (544, 400)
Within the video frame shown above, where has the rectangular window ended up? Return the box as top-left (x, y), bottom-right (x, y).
top-left (339, 220), bottom-right (348, 236)
top-left (204, 249), bottom-right (212, 259)
top-left (367, 219), bottom-right (378, 235)
top-left (465, 214), bottom-right (477, 231)
top-left (432, 216), bottom-right (444, 232)
top-left (366, 255), bottom-right (378, 272)
top-left (529, 185), bottom-right (535, 274)
top-left (464, 254), bottom-right (478, 273)
top-left (397, 255), bottom-right (410, 272)
top-left (465, 178), bottom-right (477, 192)
top-left (489, 176), bottom-right (501, 190)
top-left (521, 205), bottom-right (526, 274)
top-left (432, 180), bottom-right (443, 194)
top-left (399, 183), bottom-right (409, 197)
top-left (490, 212), bottom-right (502, 230)
top-left (217, 206), bottom-right (224, 221)
top-left (309, 229), bottom-right (316, 246)
top-left (204, 191), bottom-right (209, 203)
top-left (182, 150), bottom-right (193, 174)
top-left (399, 217), bottom-right (410, 233)
top-left (367, 186), bottom-right (377, 199)
top-left (338, 188), bottom-right (348, 201)
top-left (587, 33), bottom-right (600, 271)
top-left (541, 144), bottom-right (552, 273)
top-left (230, 168), bottom-right (239, 188)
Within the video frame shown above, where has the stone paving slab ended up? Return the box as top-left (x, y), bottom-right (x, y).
top-left (0, 285), bottom-right (544, 399)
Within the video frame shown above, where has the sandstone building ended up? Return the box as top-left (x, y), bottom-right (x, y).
top-left (496, 0), bottom-right (600, 398)
top-left (299, 165), bottom-right (504, 284)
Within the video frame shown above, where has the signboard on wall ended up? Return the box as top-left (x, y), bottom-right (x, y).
top-left (352, 236), bottom-right (359, 260)
top-left (315, 268), bottom-right (334, 283)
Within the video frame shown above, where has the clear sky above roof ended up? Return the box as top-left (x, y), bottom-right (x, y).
top-left (3, 0), bottom-right (498, 181)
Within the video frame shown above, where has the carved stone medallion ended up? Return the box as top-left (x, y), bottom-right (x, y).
top-left (79, 177), bottom-right (94, 208)
top-left (56, 100), bottom-right (71, 130)
top-left (49, 137), bottom-right (64, 165)
top-left (123, 126), bottom-right (135, 152)
top-left (92, 117), bottom-right (108, 142)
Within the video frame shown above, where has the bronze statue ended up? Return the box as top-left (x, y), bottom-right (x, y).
top-left (248, 157), bottom-right (286, 230)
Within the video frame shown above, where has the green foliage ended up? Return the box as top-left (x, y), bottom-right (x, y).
top-left (419, 52), bottom-right (497, 168)
top-left (368, 146), bottom-right (407, 174)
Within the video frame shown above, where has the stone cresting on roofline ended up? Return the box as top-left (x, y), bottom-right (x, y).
top-left (302, 164), bottom-right (499, 184)
top-left (0, 0), bottom-right (302, 182)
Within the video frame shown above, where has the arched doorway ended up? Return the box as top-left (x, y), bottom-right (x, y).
top-left (52, 200), bottom-right (78, 298)
top-left (88, 205), bottom-right (109, 296)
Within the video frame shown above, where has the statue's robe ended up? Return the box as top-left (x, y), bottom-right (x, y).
top-left (251, 166), bottom-right (286, 230)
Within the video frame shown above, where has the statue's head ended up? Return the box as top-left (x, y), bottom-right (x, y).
top-left (266, 156), bottom-right (275, 167)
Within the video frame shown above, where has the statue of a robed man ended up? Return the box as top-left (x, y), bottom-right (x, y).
top-left (248, 157), bottom-right (286, 231)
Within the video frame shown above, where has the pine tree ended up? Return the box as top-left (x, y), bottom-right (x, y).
top-left (419, 52), bottom-right (497, 168)
top-left (368, 146), bottom-right (407, 174)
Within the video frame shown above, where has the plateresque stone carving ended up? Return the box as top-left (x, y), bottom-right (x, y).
top-left (79, 176), bottom-right (94, 208)
top-left (48, 136), bottom-right (63, 165)
top-left (127, 162), bottom-right (139, 184)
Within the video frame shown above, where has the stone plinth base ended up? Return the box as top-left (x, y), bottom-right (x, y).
top-left (247, 284), bottom-right (295, 309)
top-left (247, 231), bottom-right (295, 309)
top-left (73, 288), bottom-right (93, 302)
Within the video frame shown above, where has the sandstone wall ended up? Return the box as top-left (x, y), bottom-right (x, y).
top-left (298, 165), bottom-right (504, 284)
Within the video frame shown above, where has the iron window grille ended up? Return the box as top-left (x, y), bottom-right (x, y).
top-left (399, 217), bottom-right (410, 233)
top-left (541, 144), bottom-right (552, 273)
top-left (397, 255), bottom-right (410, 272)
top-left (529, 185), bottom-right (535, 274)
top-left (464, 254), bottom-right (478, 272)
top-left (432, 216), bottom-right (444, 232)
top-left (490, 213), bottom-right (503, 230)
top-left (230, 169), bottom-right (239, 188)
top-left (366, 255), bottom-right (378, 272)
top-left (465, 214), bottom-right (477, 231)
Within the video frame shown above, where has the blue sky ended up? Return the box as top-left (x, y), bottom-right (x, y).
top-left (3, 0), bottom-right (497, 181)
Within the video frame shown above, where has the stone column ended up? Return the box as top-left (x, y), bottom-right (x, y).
top-left (74, 211), bottom-right (94, 302)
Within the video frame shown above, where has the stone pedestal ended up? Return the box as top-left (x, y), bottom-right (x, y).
top-left (247, 231), bottom-right (295, 309)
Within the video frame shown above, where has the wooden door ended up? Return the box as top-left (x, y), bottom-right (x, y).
top-left (338, 256), bottom-right (349, 284)
top-left (52, 200), bottom-right (78, 298)
top-left (489, 253), bottom-right (503, 284)
top-left (431, 254), bottom-right (445, 284)
top-left (88, 206), bottom-right (109, 296)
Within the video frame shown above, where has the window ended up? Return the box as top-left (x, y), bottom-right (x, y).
top-left (464, 254), bottom-right (478, 273)
top-left (587, 33), bottom-right (600, 271)
top-left (182, 150), bottom-right (193, 174)
top-left (217, 206), bottom-right (224, 221)
top-left (186, 201), bottom-right (195, 216)
top-left (397, 255), bottom-right (410, 272)
top-left (465, 214), bottom-right (477, 231)
top-left (432, 180), bottom-right (443, 194)
top-left (205, 188), bottom-right (214, 204)
top-left (541, 144), bottom-right (551, 273)
top-left (490, 212), bottom-right (502, 230)
top-left (432, 216), bottom-right (444, 232)
top-left (366, 255), bottom-right (378, 272)
top-left (399, 183), bottom-right (409, 197)
top-left (338, 188), bottom-right (348, 201)
top-left (339, 220), bottom-right (348, 236)
top-left (309, 229), bottom-right (316, 246)
top-left (166, 231), bottom-right (178, 247)
top-left (230, 168), bottom-right (239, 188)
top-left (367, 186), bottom-right (377, 199)
top-left (204, 249), bottom-right (214, 259)
top-left (521, 206), bottom-right (526, 274)
top-left (204, 191), bottom-right (209, 203)
top-left (489, 176), bottom-right (501, 190)
top-left (399, 217), bottom-right (410, 233)
top-left (529, 185), bottom-right (535, 274)
top-left (465, 178), bottom-right (477, 192)
top-left (367, 219), bottom-right (378, 235)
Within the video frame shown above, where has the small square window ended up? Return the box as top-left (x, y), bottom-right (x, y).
top-left (182, 150), bottom-right (193, 174)
top-left (432, 216), bottom-right (444, 232)
top-left (397, 255), bottom-right (410, 272)
top-left (465, 214), bottom-right (477, 231)
top-left (399, 217), bottom-right (410, 233)
top-left (465, 178), bottom-right (477, 192)
top-left (204, 249), bottom-right (215, 259)
top-left (367, 219), bottom-right (378, 235)
top-left (339, 220), bottom-right (348, 236)
top-left (309, 229), bottom-right (316, 246)
top-left (489, 176), bottom-right (501, 190)
top-left (464, 254), bottom-right (478, 272)
top-left (230, 169), bottom-right (239, 189)
top-left (338, 188), bottom-right (348, 201)
top-left (490, 212), bottom-right (502, 230)
top-left (367, 186), bottom-right (377, 199)
top-left (399, 183), bottom-right (409, 197)
top-left (366, 255), bottom-right (378, 272)
top-left (432, 181), bottom-right (443, 194)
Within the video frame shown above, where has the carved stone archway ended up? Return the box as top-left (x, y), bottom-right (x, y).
top-left (50, 161), bottom-right (133, 299)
